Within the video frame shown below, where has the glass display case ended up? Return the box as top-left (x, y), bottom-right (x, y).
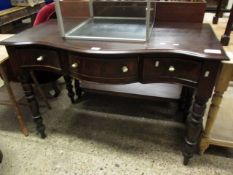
top-left (55, 0), bottom-right (156, 42)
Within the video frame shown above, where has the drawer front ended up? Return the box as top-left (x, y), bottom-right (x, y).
top-left (17, 48), bottom-right (61, 71)
top-left (143, 58), bottom-right (202, 82)
top-left (69, 54), bottom-right (138, 83)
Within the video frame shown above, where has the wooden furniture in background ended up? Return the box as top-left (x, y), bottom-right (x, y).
top-left (0, 34), bottom-right (52, 136)
top-left (212, 1), bottom-right (233, 46)
top-left (0, 2), bottom-right (44, 33)
top-left (200, 59), bottom-right (233, 153)
top-left (0, 149), bottom-right (2, 163)
top-left (206, 0), bottom-right (229, 13)
top-left (220, 4), bottom-right (233, 46)
top-left (155, 0), bottom-right (206, 23)
top-left (60, 0), bottom-right (207, 24)
top-left (0, 20), bottom-right (227, 165)
top-left (0, 35), bottom-right (28, 136)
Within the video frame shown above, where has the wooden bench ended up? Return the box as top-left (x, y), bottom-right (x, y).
top-left (0, 2), bottom-right (44, 33)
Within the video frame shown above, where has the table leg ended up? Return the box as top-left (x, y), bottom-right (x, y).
top-left (20, 71), bottom-right (46, 138)
top-left (221, 4), bottom-right (233, 46)
top-left (0, 150), bottom-right (2, 163)
top-left (74, 79), bottom-right (82, 101)
top-left (183, 97), bottom-right (207, 165)
top-left (179, 87), bottom-right (195, 122)
top-left (213, 0), bottom-right (224, 24)
top-left (30, 71), bottom-right (51, 110)
top-left (64, 75), bottom-right (75, 104)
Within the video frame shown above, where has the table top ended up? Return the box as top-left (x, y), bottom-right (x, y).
top-left (0, 20), bottom-right (227, 60)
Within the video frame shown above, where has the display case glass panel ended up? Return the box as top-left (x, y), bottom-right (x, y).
top-left (55, 0), bottom-right (156, 42)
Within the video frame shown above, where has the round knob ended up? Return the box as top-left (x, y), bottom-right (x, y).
top-left (71, 63), bottom-right (78, 68)
top-left (122, 66), bottom-right (128, 73)
top-left (36, 56), bottom-right (44, 62)
top-left (168, 66), bottom-right (175, 72)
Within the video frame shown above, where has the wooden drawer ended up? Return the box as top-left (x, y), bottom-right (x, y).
top-left (142, 58), bottom-right (202, 82)
top-left (17, 48), bottom-right (61, 71)
top-left (69, 54), bottom-right (138, 83)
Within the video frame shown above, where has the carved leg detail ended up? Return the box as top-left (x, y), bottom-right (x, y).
top-left (183, 100), bottom-right (206, 165)
top-left (74, 79), bottom-right (82, 101)
top-left (64, 75), bottom-right (75, 104)
top-left (20, 72), bottom-right (46, 138)
top-left (179, 87), bottom-right (195, 122)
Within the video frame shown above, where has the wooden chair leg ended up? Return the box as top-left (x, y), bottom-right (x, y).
top-left (221, 4), bottom-right (233, 46)
top-left (0, 66), bottom-right (29, 136)
top-left (199, 138), bottom-right (210, 155)
top-left (29, 71), bottom-right (51, 109)
top-left (51, 81), bottom-right (60, 98)
top-left (213, 0), bottom-right (224, 24)
top-left (0, 150), bottom-right (2, 163)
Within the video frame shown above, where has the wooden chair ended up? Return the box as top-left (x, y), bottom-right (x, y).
top-left (0, 34), bottom-right (51, 136)
top-left (213, 1), bottom-right (233, 46)
top-left (200, 59), bottom-right (233, 153)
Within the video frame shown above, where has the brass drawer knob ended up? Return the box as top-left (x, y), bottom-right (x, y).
top-left (155, 61), bottom-right (159, 67)
top-left (168, 66), bottom-right (175, 72)
top-left (36, 56), bottom-right (44, 62)
top-left (122, 66), bottom-right (128, 73)
top-left (71, 63), bottom-right (78, 68)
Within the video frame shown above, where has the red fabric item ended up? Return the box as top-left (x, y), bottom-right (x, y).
top-left (33, 2), bottom-right (55, 26)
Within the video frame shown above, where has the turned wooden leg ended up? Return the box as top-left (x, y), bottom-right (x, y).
top-left (212, 0), bottom-right (224, 24)
top-left (51, 81), bottom-right (61, 98)
top-left (63, 75), bottom-right (75, 104)
top-left (179, 87), bottom-right (195, 122)
top-left (74, 79), bottom-right (82, 101)
top-left (20, 71), bottom-right (46, 138)
top-left (30, 71), bottom-right (51, 110)
top-left (0, 66), bottom-right (29, 136)
top-left (183, 98), bottom-right (206, 165)
top-left (221, 4), bottom-right (233, 46)
top-left (0, 150), bottom-right (2, 163)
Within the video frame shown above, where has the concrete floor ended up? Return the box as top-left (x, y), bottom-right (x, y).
top-left (0, 13), bottom-right (233, 175)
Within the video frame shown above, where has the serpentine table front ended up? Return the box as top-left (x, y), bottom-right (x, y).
top-left (0, 20), bottom-right (228, 165)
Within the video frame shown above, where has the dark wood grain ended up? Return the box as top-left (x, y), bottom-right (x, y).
top-left (1, 21), bottom-right (227, 60)
top-left (15, 47), bottom-right (62, 72)
top-left (0, 21), bottom-right (228, 165)
top-left (142, 57), bottom-right (202, 84)
top-left (69, 54), bottom-right (138, 84)
top-left (155, 1), bottom-right (206, 23)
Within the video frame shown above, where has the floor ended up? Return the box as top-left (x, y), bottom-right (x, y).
top-left (0, 13), bottom-right (233, 175)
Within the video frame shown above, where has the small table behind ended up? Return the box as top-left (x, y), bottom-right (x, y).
top-left (0, 3), bottom-right (45, 33)
top-left (0, 21), bottom-right (228, 165)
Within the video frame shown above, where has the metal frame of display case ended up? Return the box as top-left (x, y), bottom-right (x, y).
top-left (55, 0), bottom-right (155, 42)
